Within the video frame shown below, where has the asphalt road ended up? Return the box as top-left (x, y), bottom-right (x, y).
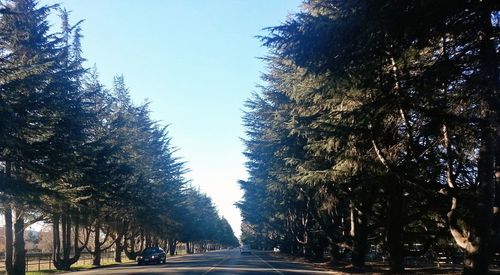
top-left (70, 249), bottom-right (337, 274)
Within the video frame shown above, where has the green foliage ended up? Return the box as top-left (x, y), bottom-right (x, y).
top-left (239, 0), bottom-right (499, 272)
top-left (0, 1), bottom-right (237, 273)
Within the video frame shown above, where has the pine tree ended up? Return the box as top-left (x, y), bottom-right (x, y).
top-left (0, 1), bottom-right (64, 273)
top-left (242, 0), bottom-right (499, 273)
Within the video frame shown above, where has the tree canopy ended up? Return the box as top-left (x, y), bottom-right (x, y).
top-left (0, 1), bottom-right (238, 274)
top-left (238, 0), bottom-right (499, 274)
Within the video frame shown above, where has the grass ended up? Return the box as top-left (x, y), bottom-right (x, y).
top-left (2, 249), bottom-right (186, 275)
top-left (24, 260), bottom-right (136, 275)
top-left (26, 271), bottom-right (64, 275)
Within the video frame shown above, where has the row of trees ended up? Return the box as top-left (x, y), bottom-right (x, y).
top-left (0, 1), bottom-right (238, 275)
top-left (238, 0), bottom-right (499, 274)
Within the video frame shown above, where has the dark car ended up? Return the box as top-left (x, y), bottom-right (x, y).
top-left (137, 247), bottom-right (167, 265)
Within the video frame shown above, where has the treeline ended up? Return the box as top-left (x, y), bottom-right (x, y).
top-left (0, 1), bottom-right (238, 275)
top-left (238, 0), bottom-right (499, 274)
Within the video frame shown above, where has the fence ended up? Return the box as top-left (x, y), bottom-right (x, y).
top-left (0, 251), bottom-right (123, 273)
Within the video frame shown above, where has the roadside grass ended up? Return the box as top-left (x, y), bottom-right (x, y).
top-left (23, 260), bottom-right (136, 275)
top-left (26, 271), bottom-right (64, 275)
top-left (2, 249), bottom-right (187, 275)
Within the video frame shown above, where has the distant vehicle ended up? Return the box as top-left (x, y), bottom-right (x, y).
top-left (137, 247), bottom-right (166, 265)
top-left (240, 245), bottom-right (251, 255)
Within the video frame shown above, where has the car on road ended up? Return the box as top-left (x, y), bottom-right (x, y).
top-left (240, 245), bottom-right (251, 255)
top-left (137, 247), bottom-right (167, 265)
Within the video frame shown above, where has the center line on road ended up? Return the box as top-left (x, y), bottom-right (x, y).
top-left (254, 253), bottom-right (284, 275)
top-left (202, 252), bottom-right (233, 275)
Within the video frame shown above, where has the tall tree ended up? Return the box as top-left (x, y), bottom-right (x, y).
top-left (241, 0), bottom-right (499, 274)
top-left (0, 1), bottom-right (63, 273)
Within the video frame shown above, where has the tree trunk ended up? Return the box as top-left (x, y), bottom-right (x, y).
top-left (445, 99), bottom-right (495, 274)
top-left (161, 240), bottom-right (167, 253)
top-left (93, 220), bottom-right (101, 266)
top-left (3, 161), bottom-right (14, 275)
top-left (462, 113), bottom-right (495, 274)
top-left (52, 214), bottom-right (61, 269)
top-left (495, 116), bottom-right (500, 251)
top-left (386, 180), bottom-right (404, 274)
top-left (145, 234), bottom-right (152, 248)
top-left (140, 233), bottom-right (145, 251)
top-left (61, 214), bottom-right (70, 263)
top-left (331, 206), bottom-right (349, 262)
top-left (13, 208), bottom-right (26, 275)
top-left (350, 201), bottom-right (367, 267)
top-left (124, 232), bottom-right (145, 260)
top-left (495, 119), bottom-right (500, 252)
top-left (52, 213), bottom-right (86, 270)
top-left (460, 3), bottom-right (498, 274)
top-left (124, 235), bottom-right (137, 260)
top-left (115, 232), bottom-right (124, 263)
top-left (169, 239), bottom-right (177, 256)
top-left (71, 217), bottom-right (85, 266)
top-left (4, 206), bottom-right (13, 275)
top-left (478, 0), bottom-right (500, 257)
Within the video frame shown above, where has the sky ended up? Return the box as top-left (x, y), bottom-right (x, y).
top-left (41, 0), bottom-right (302, 238)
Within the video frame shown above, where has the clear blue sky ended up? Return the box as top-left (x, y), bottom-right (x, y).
top-left (44, 0), bottom-right (302, 237)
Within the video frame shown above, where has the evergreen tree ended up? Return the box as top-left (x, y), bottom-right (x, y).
top-left (0, 1), bottom-right (63, 273)
top-left (240, 0), bottom-right (499, 274)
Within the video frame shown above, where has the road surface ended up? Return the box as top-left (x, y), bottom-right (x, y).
top-left (70, 249), bottom-right (337, 274)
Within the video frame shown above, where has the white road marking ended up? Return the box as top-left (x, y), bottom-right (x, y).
top-left (202, 252), bottom-right (233, 274)
top-left (253, 252), bottom-right (285, 275)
